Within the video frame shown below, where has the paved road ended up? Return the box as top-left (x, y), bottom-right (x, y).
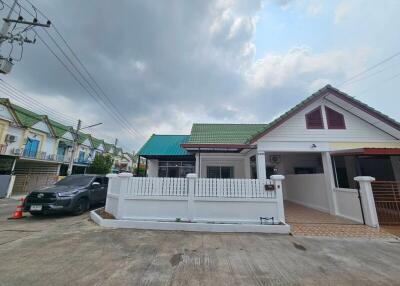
top-left (0, 199), bottom-right (400, 286)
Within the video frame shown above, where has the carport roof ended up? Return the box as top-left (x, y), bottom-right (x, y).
top-left (138, 134), bottom-right (190, 156)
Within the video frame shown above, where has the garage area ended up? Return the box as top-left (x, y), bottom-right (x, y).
top-left (11, 159), bottom-right (60, 197)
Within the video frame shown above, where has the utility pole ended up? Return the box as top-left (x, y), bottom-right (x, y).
top-left (66, 120), bottom-right (102, 176)
top-left (67, 119), bottom-right (81, 176)
top-left (0, 0), bottom-right (51, 74)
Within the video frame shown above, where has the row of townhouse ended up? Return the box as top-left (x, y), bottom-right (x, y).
top-left (0, 98), bottom-right (134, 198)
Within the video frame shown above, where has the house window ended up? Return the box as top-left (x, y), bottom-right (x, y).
top-left (207, 166), bottom-right (234, 178)
top-left (326, 107), bottom-right (346, 129)
top-left (305, 107), bottom-right (324, 129)
top-left (158, 161), bottom-right (195, 178)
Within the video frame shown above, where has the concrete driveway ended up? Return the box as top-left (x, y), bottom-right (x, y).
top-left (1, 199), bottom-right (400, 286)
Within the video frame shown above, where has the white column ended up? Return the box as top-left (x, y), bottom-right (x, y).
top-left (116, 172), bottom-right (133, 219)
top-left (271, 175), bottom-right (285, 223)
top-left (105, 173), bottom-right (118, 214)
top-left (354, 176), bottom-right (379, 228)
top-left (256, 151), bottom-right (266, 179)
top-left (321, 152), bottom-right (338, 215)
top-left (186, 173), bottom-right (197, 221)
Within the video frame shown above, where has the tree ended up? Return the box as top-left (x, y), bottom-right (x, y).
top-left (87, 154), bottom-right (113, 174)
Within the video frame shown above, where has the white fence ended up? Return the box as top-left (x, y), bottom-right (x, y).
top-left (105, 174), bottom-right (285, 224)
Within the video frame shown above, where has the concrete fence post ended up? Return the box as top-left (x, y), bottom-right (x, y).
top-left (186, 173), bottom-right (197, 221)
top-left (105, 173), bottom-right (118, 214)
top-left (354, 176), bottom-right (379, 228)
top-left (116, 172), bottom-right (133, 219)
top-left (271, 175), bottom-right (285, 223)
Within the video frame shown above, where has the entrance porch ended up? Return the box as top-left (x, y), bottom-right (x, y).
top-left (285, 201), bottom-right (395, 238)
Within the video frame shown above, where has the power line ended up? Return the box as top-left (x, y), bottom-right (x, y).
top-left (340, 60), bottom-right (400, 87)
top-left (0, 80), bottom-right (77, 125)
top-left (358, 71), bottom-right (400, 95)
top-left (0, 78), bottom-right (77, 121)
top-left (339, 51), bottom-right (400, 86)
top-left (10, 0), bottom-right (146, 141)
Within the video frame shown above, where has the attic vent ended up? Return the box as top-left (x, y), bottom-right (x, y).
top-left (305, 107), bottom-right (324, 129)
top-left (326, 107), bottom-right (346, 129)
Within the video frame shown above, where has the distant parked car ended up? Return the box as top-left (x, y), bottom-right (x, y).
top-left (23, 174), bottom-right (108, 216)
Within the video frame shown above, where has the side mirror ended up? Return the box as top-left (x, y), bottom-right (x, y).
top-left (91, 182), bottom-right (101, 187)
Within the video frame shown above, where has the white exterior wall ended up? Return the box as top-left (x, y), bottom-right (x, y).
top-left (257, 96), bottom-right (398, 153)
top-left (284, 174), bottom-right (330, 212)
top-left (31, 121), bottom-right (51, 134)
top-left (0, 104), bottom-right (15, 121)
top-left (44, 137), bottom-right (56, 155)
top-left (4, 126), bottom-right (23, 154)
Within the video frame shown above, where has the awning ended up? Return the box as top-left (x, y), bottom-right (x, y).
top-left (331, 148), bottom-right (400, 156)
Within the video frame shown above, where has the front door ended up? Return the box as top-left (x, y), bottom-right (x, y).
top-left (23, 138), bottom-right (40, 158)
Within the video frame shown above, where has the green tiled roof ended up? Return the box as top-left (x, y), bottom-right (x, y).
top-left (78, 132), bottom-right (91, 145)
top-left (138, 134), bottom-right (190, 156)
top-left (187, 124), bottom-right (268, 144)
top-left (11, 103), bottom-right (44, 127)
top-left (91, 137), bottom-right (103, 149)
top-left (48, 119), bottom-right (72, 138)
top-left (103, 142), bottom-right (114, 152)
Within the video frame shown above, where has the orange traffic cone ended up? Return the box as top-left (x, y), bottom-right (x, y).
top-left (10, 197), bottom-right (24, 219)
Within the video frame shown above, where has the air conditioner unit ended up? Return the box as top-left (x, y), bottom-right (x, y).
top-left (12, 148), bottom-right (22, 155)
top-left (269, 155), bottom-right (281, 165)
top-left (5, 134), bottom-right (17, 143)
top-left (0, 58), bottom-right (13, 74)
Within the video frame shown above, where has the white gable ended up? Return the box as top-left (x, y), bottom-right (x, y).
top-left (31, 120), bottom-right (52, 134)
top-left (82, 138), bottom-right (92, 147)
top-left (62, 131), bottom-right (74, 141)
top-left (257, 96), bottom-right (397, 146)
top-left (0, 104), bottom-right (16, 122)
top-left (97, 143), bottom-right (104, 151)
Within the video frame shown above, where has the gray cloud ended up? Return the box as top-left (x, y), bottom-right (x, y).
top-left (2, 0), bottom-right (398, 152)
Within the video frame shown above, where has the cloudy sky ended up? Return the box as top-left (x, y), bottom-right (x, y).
top-left (1, 0), bottom-right (400, 152)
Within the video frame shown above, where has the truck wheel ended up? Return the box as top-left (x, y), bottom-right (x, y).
top-left (73, 198), bottom-right (88, 215)
top-left (29, 212), bottom-right (44, 216)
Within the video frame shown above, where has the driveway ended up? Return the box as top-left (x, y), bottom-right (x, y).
top-left (1, 199), bottom-right (400, 286)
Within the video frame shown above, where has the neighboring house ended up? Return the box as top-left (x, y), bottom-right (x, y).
top-left (119, 152), bottom-right (134, 172)
top-left (137, 85), bottom-right (400, 225)
top-left (0, 98), bottom-right (128, 197)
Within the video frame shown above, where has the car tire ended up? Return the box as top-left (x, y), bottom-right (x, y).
top-left (29, 212), bottom-right (44, 216)
top-left (73, 198), bottom-right (88, 215)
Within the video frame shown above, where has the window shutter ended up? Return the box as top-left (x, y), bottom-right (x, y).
top-left (305, 107), bottom-right (324, 129)
top-left (326, 107), bottom-right (346, 129)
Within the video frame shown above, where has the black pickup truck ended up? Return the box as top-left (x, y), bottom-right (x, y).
top-left (23, 174), bottom-right (108, 215)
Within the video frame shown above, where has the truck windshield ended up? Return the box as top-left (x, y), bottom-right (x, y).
top-left (56, 176), bottom-right (94, 187)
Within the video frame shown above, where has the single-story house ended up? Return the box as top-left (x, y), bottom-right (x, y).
top-left (137, 85), bottom-right (400, 225)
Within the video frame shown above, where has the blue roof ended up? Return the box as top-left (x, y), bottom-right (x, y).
top-left (137, 135), bottom-right (190, 156)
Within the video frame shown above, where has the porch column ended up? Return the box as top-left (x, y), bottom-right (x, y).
top-left (354, 176), bottom-right (379, 227)
top-left (321, 152), bottom-right (338, 215)
top-left (256, 151), bottom-right (266, 179)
